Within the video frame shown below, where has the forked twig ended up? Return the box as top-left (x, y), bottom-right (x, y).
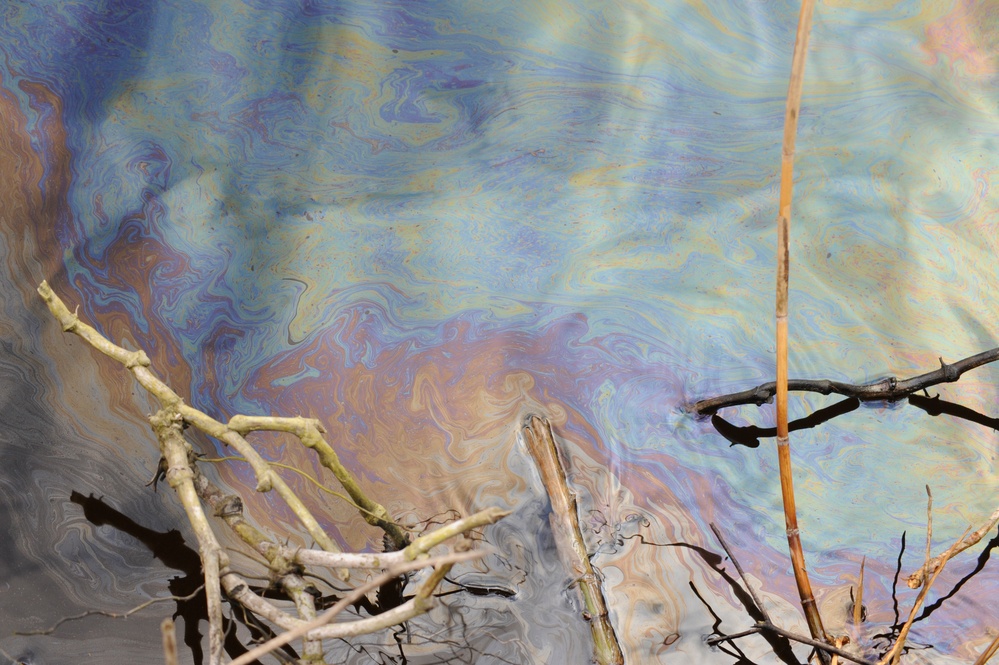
top-left (879, 526), bottom-right (971, 665)
top-left (908, 504), bottom-right (999, 589)
top-left (37, 281), bottom-right (508, 663)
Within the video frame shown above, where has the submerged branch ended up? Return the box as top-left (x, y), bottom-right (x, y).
top-left (690, 347), bottom-right (999, 416)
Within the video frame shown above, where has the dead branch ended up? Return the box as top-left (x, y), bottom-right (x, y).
top-left (880, 527), bottom-right (970, 665)
top-left (37, 281), bottom-right (509, 663)
top-left (907, 505), bottom-right (999, 589)
top-left (690, 348), bottom-right (999, 416)
top-left (522, 415), bottom-right (624, 665)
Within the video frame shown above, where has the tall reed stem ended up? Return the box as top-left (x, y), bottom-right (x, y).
top-left (776, 0), bottom-right (826, 651)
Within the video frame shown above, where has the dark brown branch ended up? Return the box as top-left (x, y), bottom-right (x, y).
top-left (690, 347), bottom-right (999, 416)
top-left (710, 523), bottom-right (773, 626)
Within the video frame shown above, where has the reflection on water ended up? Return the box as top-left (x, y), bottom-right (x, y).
top-left (2, 0), bottom-right (999, 662)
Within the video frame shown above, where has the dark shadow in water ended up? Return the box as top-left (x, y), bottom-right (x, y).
top-left (907, 393), bottom-right (999, 432)
top-left (623, 534), bottom-right (802, 665)
top-left (688, 580), bottom-right (756, 664)
top-left (69, 492), bottom-right (295, 665)
top-left (914, 526), bottom-right (999, 622)
top-left (711, 392), bottom-right (998, 448)
top-left (711, 398), bottom-right (860, 448)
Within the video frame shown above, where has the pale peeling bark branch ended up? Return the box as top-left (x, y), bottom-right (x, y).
top-left (39, 280), bottom-right (509, 664)
top-left (228, 550), bottom-right (486, 665)
top-left (38, 281), bottom-right (342, 560)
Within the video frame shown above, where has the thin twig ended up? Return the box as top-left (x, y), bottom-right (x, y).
top-left (228, 415), bottom-right (410, 549)
top-left (200, 455), bottom-right (402, 526)
top-left (908, 504), bottom-right (999, 588)
top-left (15, 586), bottom-right (205, 635)
top-left (707, 622), bottom-right (877, 665)
top-left (228, 550), bottom-right (486, 665)
top-left (709, 523), bottom-right (772, 625)
top-left (690, 348), bottom-right (999, 415)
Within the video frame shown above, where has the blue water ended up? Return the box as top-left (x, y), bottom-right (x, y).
top-left (1, 1), bottom-right (997, 663)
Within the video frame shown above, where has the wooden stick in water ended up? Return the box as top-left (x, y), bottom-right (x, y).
top-left (522, 415), bottom-right (624, 665)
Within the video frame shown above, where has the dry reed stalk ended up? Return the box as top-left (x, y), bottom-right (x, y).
top-left (774, 0), bottom-right (824, 650)
top-left (974, 633), bottom-right (999, 665)
top-left (522, 415), bottom-right (624, 665)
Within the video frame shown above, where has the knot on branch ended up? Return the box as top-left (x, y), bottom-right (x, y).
top-left (255, 470), bottom-right (275, 493)
top-left (939, 357), bottom-right (959, 382)
top-left (124, 350), bottom-right (151, 369)
top-left (752, 384), bottom-right (777, 405)
top-left (267, 551), bottom-right (304, 581)
top-left (214, 494), bottom-right (244, 519)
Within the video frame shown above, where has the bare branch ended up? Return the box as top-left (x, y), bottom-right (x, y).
top-left (522, 415), bottom-right (624, 665)
top-left (908, 505), bottom-right (999, 589)
top-left (229, 550), bottom-right (486, 665)
top-left (690, 348), bottom-right (999, 415)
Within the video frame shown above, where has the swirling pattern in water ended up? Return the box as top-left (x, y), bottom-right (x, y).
top-left (1, 0), bottom-right (998, 663)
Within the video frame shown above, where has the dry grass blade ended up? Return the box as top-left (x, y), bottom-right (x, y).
top-left (852, 556), bottom-right (866, 626)
top-left (161, 618), bottom-right (179, 665)
top-left (924, 486), bottom-right (933, 573)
